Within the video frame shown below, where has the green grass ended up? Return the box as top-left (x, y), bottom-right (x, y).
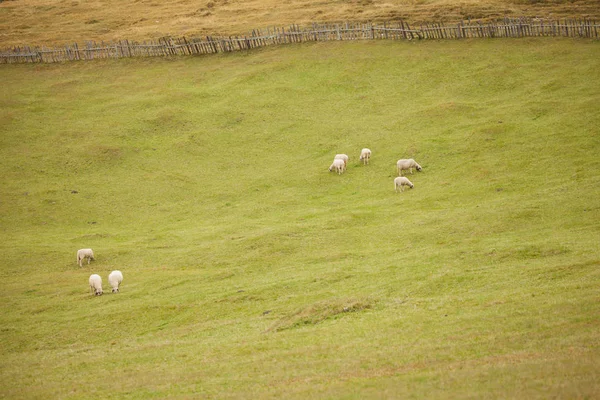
top-left (1, 38), bottom-right (599, 399)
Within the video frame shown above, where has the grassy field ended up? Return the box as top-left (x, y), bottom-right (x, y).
top-left (1, 38), bottom-right (600, 398)
top-left (2, 0), bottom-right (600, 46)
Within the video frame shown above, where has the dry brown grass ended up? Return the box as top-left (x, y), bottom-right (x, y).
top-left (1, 0), bottom-right (599, 47)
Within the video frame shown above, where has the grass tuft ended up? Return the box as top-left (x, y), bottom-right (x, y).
top-left (268, 297), bottom-right (377, 332)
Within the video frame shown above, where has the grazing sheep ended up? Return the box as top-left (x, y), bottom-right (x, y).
top-left (394, 176), bottom-right (414, 192)
top-left (397, 159), bottom-right (422, 176)
top-left (108, 270), bottom-right (123, 293)
top-left (359, 148), bottom-right (371, 165)
top-left (334, 154), bottom-right (349, 167)
top-left (89, 274), bottom-right (103, 296)
top-left (77, 248), bottom-right (95, 267)
top-left (329, 158), bottom-right (346, 175)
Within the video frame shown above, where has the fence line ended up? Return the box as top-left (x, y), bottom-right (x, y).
top-left (1, 18), bottom-right (598, 64)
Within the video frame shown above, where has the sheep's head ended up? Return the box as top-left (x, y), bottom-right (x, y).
top-left (112, 288), bottom-right (119, 293)
top-left (416, 165), bottom-right (422, 172)
top-left (95, 289), bottom-right (103, 295)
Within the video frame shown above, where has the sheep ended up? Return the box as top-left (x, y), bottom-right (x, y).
top-left (334, 154), bottom-right (349, 167)
top-left (89, 274), bottom-right (103, 296)
top-left (397, 159), bottom-right (422, 176)
top-left (108, 270), bottom-right (123, 293)
top-left (328, 158), bottom-right (346, 175)
top-left (394, 176), bottom-right (414, 192)
top-left (359, 148), bottom-right (371, 165)
top-left (77, 248), bottom-right (95, 267)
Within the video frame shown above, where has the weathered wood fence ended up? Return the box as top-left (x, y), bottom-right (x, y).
top-left (1, 18), bottom-right (598, 64)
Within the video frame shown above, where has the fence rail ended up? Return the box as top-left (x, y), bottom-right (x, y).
top-left (1, 18), bottom-right (598, 64)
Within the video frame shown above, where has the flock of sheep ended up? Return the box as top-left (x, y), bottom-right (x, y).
top-left (328, 148), bottom-right (423, 192)
top-left (78, 248), bottom-right (122, 296)
top-left (80, 149), bottom-right (421, 295)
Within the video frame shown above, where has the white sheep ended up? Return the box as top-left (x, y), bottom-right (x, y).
top-left (89, 274), bottom-right (103, 296)
top-left (397, 159), bottom-right (422, 176)
top-left (394, 176), bottom-right (414, 192)
top-left (77, 248), bottom-right (95, 267)
top-left (359, 148), bottom-right (371, 165)
top-left (329, 158), bottom-right (346, 175)
top-left (334, 154), bottom-right (349, 167)
top-left (108, 270), bottom-right (123, 293)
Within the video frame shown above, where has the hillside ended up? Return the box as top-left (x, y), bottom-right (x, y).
top-left (1, 0), bottom-right (600, 46)
top-left (1, 38), bottom-right (599, 398)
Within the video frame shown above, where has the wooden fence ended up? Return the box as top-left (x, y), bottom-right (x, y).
top-left (1, 18), bottom-right (598, 64)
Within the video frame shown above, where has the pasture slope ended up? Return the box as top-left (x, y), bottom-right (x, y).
top-left (1, 39), bottom-right (599, 398)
